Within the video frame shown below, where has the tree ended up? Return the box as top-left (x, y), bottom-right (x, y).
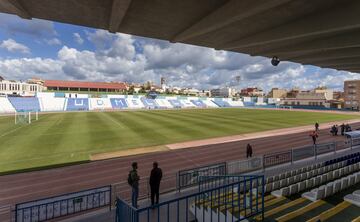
top-left (128, 85), bottom-right (135, 95)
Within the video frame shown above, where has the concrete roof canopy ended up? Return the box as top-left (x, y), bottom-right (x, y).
top-left (1, 0), bottom-right (360, 73)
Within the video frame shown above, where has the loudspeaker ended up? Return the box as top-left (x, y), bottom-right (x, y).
top-left (271, 56), bottom-right (280, 66)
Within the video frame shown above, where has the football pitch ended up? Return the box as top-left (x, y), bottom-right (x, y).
top-left (0, 108), bottom-right (358, 173)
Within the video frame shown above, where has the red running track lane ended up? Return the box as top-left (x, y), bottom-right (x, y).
top-left (0, 123), bottom-right (359, 207)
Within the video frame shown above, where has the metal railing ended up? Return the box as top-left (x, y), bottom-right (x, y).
top-left (176, 162), bottom-right (226, 191)
top-left (116, 175), bottom-right (264, 222)
top-left (227, 157), bottom-right (263, 175)
top-left (263, 150), bottom-right (292, 168)
top-left (176, 138), bottom-right (359, 190)
top-left (15, 186), bottom-right (111, 222)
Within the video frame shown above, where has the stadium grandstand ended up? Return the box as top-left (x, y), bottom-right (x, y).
top-left (44, 80), bottom-right (128, 93)
top-left (1, 0), bottom-right (360, 222)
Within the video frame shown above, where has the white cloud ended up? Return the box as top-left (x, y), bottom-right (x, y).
top-left (73, 33), bottom-right (84, 45)
top-left (0, 13), bottom-right (57, 37)
top-left (86, 30), bottom-right (112, 49)
top-left (45, 38), bottom-right (62, 45)
top-left (0, 39), bottom-right (30, 54)
top-left (0, 30), bottom-right (358, 92)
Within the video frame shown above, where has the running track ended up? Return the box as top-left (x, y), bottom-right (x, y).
top-left (0, 122), bottom-right (359, 208)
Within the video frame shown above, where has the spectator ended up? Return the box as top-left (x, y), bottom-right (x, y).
top-left (346, 124), bottom-right (352, 132)
top-left (149, 162), bottom-right (163, 206)
top-left (334, 125), bottom-right (338, 136)
top-left (330, 125), bottom-right (335, 136)
top-left (315, 122), bottom-right (319, 131)
top-left (128, 162), bottom-right (140, 208)
top-left (341, 123), bottom-right (345, 136)
top-left (330, 125), bottom-right (338, 136)
top-left (309, 131), bottom-right (318, 145)
top-left (246, 143), bottom-right (253, 158)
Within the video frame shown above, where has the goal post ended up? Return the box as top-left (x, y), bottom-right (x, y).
top-left (15, 111), bottom-right (39, 124)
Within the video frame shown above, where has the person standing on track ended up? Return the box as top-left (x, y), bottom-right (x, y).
top-left (341, 123), bottom-right (345, 136)
top-left (310, 131), bottom-right (318, 145)
top-left (149, 162), bottom-right (163, 207)
top-left (128, 162), bottom-right (140, 208)
top-left (315, 122), bottom-right (319, 131)
top-left (246, 143), bottom-right (253, 158)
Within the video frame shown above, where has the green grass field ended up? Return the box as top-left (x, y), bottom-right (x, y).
top-left (0, 108), bottom-right (358, 173)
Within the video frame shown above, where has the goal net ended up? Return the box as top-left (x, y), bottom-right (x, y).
top-left (15, 112), bottom-right (39, 124)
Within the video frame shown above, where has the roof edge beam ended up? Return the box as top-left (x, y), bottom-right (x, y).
top-left (264, 30), bottom-right (360, 60)
top-left (108, 0), bottom-right (132, 33)
top-left (0, 0), bottom-right (31, 19)
top-left (222, 0), bottom-right (360, 50)
top-left (172, 0), bottom-right (292, 42)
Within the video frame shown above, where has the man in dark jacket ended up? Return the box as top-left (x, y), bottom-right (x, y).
top-left (246, 143), bottom-right (253, 158)
top-left (149, 162), bottom-right (162, 206)
top-left (129, 162), bottom-right (140, 208)
top-left (341, 123), bottom-right (345, 136)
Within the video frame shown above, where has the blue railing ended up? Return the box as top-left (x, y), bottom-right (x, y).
top-left (176, 162), bottom-right (227, 191)
top-left (15, 185), bottom-right (111, 222)
top-left (116, 175), bottom-right (264, 222)
top-left (116, 198), bottom-right (138, 222)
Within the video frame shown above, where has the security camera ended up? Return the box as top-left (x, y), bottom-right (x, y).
top-left (271, 56), bottom-right (280, 66)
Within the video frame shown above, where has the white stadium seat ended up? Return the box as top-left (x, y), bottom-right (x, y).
top-left (287, 177), bottom-right (294, 185)
top-left (300, 173), bottom-right (307, 181)
top-left (341, 177), bottom-right (349, 190)
top-left (327, 172), bottom-right (333, 181)
top-left (306, 178), bottom-right (314, 189)
top-left (314, 176), bottom-right (321, 186)
top-left (273, 181), bottom-right (280, 190)
top-left (298, 181), bottom-right (306, 192)
top-left (314, 186), bottom-right (325, 200)
top-left (280, 179), bottom-right (287, 188)
top-left (333, 180), bottom-right (342, 193)
top-left (271, 187), bottom-right (290, 197)
top-left (289, 184), bottom-right (299, 195)
top-left (325, 183), bottom-right (334, 197)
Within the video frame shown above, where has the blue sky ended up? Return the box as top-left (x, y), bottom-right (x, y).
top-left (0, 12), bottom-right (358, 92)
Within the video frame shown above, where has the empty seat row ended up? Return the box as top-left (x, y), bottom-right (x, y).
top-left (265, 161), bottom-right (351, 194)
top-left (266, 162), bottom-right (324, 184)
top-left (271, 162), bottom-right (360, 197)
top-left (303, 171), bottom-right (360, 201)
top-left (266, 153), bottom-right (360, 185)
top-left (325, 152), bottom-right (360, 166)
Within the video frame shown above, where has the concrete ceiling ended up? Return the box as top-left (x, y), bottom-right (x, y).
top-left (1, 0), bottom-right (360, 73)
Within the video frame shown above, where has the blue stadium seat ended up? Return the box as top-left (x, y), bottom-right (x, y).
top-left (110, 98), bottom-right (128, 109)
top-left (243, 101), bottom-right (256, 107)
top-left (66, 98), bottom-right (89, 111)
top-left (212, 99), bottom-right (231, 107)
top-left (8, 97), bottom-right (40, 112)
top-left (168, 100), bottom-right (183, 108)
top-left (141, 98), bottom-right (159, 109)
top-left (190, 100), bottom-right (206, 107)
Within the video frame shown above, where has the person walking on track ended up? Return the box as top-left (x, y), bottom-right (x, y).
top-left (310, 131), bottom-right (318, 145)
top-left (246, 143), bottom-right (253, 158)
top-left (315, 122), bottom-right (319, 131)
top-left (149, 162), bottom-right (163, 207)
top-left (128, 162), bottom-right (140, 208)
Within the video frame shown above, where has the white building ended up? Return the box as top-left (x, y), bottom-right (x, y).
top-left (0, 79), bottom-right (45, 96)
top-left (210, 87), bottom-right (235, 97)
